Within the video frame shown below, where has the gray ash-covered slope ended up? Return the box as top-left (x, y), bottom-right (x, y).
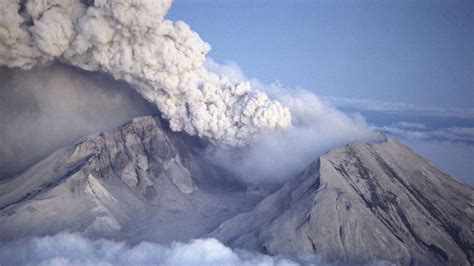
top-left (210, 139), bottom-right (473, 265)
top-left (0, 116), bottom-right (256, 243)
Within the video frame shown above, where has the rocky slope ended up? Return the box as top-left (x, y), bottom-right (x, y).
top-left (0, 116), bottom-right (257, 243)
top-left (210, 139), bottom-right (473, 265)
top-left (0, 115), bottom-right (472, 265)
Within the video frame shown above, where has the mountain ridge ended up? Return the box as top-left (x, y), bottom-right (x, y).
top-left (0, 116), bottom-right (257, 243)
top-left (0, 115), bottom-right (472, 265)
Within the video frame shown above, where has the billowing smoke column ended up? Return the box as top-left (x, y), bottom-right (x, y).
top-left (0, 0), bottom-right (291, 146)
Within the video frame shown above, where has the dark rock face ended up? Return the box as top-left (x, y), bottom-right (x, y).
top-left (210, 139), bottom-right (473, 265)
top-left (0, 116), bottom-right (472, 265)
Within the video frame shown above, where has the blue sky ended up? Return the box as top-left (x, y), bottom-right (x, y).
top-left (167, 0), bottom-right (473, 109)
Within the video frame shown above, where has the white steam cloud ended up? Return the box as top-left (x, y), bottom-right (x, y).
top-left (0, 0), bottom-right (291, 146)
top-left (0, 233), bottom-right (300, 266)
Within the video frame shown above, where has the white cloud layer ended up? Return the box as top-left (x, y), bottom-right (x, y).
top-left (322, 96), bottom-right (474, 119)
top-left (0, 0), bottom-right (291, 146)
top-left (379, 123), bottom-right (474, 145)
top-left (0, 233), bottom-right (300, 266)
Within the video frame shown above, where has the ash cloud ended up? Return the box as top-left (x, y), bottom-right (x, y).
top-left (0, 63), bottom-right (155, 179)
top-left (0, 0), bottom-right (382, 183)
top-left (0, 0), bottom-right (291, 147)
top-left (204, 61), bottom-right (382, 184)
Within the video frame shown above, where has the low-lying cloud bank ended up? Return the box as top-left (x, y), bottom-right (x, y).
top-left (0, 233), bottom-right (397, 266)
top-left (0, 233), bottom-right (300, 266)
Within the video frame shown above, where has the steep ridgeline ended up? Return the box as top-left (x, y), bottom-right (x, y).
top-left (210, 139), bottom-right (473, 265)
top-left (0, 116), bottom-right (256, 243)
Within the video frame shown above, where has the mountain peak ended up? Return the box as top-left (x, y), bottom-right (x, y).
top-left (210, 138), bottom-right (473, 265)
top-left (0, 115), bottom-right (254, 242)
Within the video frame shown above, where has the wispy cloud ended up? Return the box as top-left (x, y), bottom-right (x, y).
top-left (322, 96), bottom-right (474, 119)
top-left (391, 122), bottom-right (427, 130)
top-left (378, 122), bottom-right (474, 146)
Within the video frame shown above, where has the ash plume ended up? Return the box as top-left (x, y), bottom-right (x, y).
top-left (0, 0), bottom-right (291, 146)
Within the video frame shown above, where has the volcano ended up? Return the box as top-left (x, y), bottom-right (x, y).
top-left (0, 116), bottom-right (472, 265)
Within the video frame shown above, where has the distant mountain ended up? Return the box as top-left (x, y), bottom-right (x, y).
top-left (0, 116), bottom-right (472, 265)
